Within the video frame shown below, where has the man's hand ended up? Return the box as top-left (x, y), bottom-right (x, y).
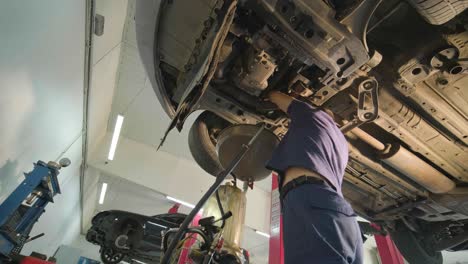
top-left (268, 91), bottom-right (295, 114)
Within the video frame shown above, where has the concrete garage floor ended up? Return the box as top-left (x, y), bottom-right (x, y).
top-left (1, 0), bottom-right (468, 263)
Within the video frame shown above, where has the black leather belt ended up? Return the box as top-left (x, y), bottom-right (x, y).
top-left (280, 175), bottom-right (331, 200)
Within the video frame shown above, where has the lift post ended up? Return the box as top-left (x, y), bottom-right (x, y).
top-left (0, 158), bottom-right (70, 259)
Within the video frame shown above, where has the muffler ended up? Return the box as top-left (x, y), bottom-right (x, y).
top-left (380, 143), bottom-right (455, 193)
top-left (351, 128), bottom-right (455, 193)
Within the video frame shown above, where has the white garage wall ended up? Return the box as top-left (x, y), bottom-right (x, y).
top-left (0, 0), bottom-right (85, 256)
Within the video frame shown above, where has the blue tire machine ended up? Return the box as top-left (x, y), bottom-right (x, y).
top-left (0, 158), bottom-right (70, 261)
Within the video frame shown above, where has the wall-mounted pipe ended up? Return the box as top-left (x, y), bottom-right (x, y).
top-left (80, 0), bottom-right (94, 234)
top-left (351, 128), bottom-right (455, 194)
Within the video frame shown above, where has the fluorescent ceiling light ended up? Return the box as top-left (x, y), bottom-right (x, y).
top-left (166, 196), bottom-right (195, 209)
top-left (98, 183), bottom-right (108, 205)
top-left (131, 260), bottom-right (148, 264)
top-left (108, 114), bottom-right (124, 160)
top-left (255, 230), bottom-right (271, 238)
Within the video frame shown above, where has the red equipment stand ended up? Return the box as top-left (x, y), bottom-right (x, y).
top-left (269, 173), bottom-right (284, 264)
top-left (19, 257), bottom-right (54, 264)
top-left (169, 203), bottom-right (181, 214)
top-left (168, 203), bottom-right (202, 264)
top-left (372, 224), bottom-right (405, 264)
top-left (177, 213), bottom-right (202, 264)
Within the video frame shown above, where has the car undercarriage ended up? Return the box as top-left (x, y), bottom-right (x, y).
top-left (136, 0), bottom-right (468, 263)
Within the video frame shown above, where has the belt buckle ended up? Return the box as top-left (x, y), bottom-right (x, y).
top-left (292, 175), bottom-right (308, 188)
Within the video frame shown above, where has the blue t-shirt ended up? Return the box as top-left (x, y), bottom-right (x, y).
top-left (266, 99), bottom-right (348, 195)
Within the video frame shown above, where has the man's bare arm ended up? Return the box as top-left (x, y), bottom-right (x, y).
top-left (268, 91), bottom-right (294, 114)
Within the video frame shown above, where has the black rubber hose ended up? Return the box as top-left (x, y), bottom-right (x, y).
top-left (215, 190), bottom-right (226, 228)
top-left (162, 230), bottom-right (174, 253)
top-left (162, 228), bottom-right (210, 253)
top-left (187, 228), bottom-right (211, 247)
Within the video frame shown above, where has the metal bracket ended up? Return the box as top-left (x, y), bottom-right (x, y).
top-left (341, 78), bottom-right (379, 133)
top-left (430, 46), bottom-right (467, 75)
top-left (357, 78), bottom-right (379, 122)
top-left (94, 14), bottom-right (105, 36)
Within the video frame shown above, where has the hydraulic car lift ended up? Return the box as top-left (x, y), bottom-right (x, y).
top-left (0, 158), bottom-right (70, 263)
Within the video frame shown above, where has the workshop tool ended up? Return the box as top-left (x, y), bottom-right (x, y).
top-left (0, 158), bottom-right (70, 260)
top-left (160, 124), bottom-right (267, 264)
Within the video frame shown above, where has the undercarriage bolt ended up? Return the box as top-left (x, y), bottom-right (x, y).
top-left (437, 78), bottom-right (448, 86)
top-left (363, 81), bottom-right (374, 90)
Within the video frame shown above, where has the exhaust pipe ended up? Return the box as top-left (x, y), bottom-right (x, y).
top-left (352, 128), bottom-right (455, 193)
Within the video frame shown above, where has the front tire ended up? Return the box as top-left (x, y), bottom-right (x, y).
top-left (188, 111), bottom-right (229, 176)
top-left (390, 221), bottom-right (443, 264)
top-left (100, 247), bottom-right (125, 264)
